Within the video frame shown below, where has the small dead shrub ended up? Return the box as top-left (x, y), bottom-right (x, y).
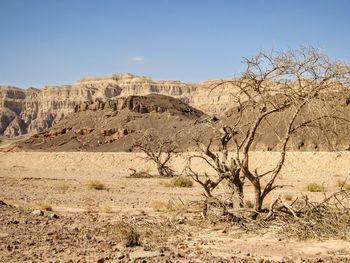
top-left (336, 180), bottom-right (350, 190)
top-left (258, 191), bottom-right (350, 240)
top-left (149, 199), bottom-right (188, 212)
top-left (128, 168), bottom-right (153, 178)
top-left (162, 176), bottom-right (193, 188)
top-left (113, 221), bottom-right (141, 247)
top-left (149, 200), bottom-right (168, 212)
top-left (306, 183), bottom-right (325, 192)
top-left (87, 180), bottom-right (105, 190)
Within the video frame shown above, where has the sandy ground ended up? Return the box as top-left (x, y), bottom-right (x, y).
top-left (0, 151), bottom-right (350, 262)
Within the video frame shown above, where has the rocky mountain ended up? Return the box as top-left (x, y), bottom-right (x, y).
top-left (0, 74), bottom-right (232, 137)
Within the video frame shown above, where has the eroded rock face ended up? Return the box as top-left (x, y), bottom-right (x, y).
top-left (0, 74), bottom-right (233, 137)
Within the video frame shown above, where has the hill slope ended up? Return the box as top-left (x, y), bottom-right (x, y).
top-left (16, 94), bottom-right (215, 152)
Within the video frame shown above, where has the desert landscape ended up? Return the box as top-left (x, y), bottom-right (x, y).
top-left (1, 1), bottom-right (350, 262)
top-left (0, 151), bottom-right (349, 262)
top-left (1, 52), bottom-right (350, 262)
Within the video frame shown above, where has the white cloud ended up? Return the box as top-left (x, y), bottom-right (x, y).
top-left (129, 56), bottom-right (145, 62)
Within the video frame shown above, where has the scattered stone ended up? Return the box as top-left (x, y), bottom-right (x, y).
top-left (69, 225), bottom-right (79, 232)
top-left (49, 213), bottom-right (59, 219)
top-left (31, 210), bottom-right (44, 216)
top-left (85, 233), bottom-right (92, 240)
top-left (178, 216), bottom-right (185, 224)
top-left (8, 219), bottom-right (19, 224)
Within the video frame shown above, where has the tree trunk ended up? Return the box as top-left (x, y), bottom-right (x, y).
top-left (157, 163), bottom-right (173, 177)
top-left (253, 187), bottom-right (263, 212)
top-left (157, 164), bottom-right (165, 177)
top-left (228, 176), bottom-right (244, 209)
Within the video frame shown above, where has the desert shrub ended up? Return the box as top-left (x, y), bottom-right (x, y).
top-left (149, 199), bottom-right (187, 212)
top-left (132, 132), bottom-right (178, 177)
top-left (306, 183), bottom-right (325, 192)
top-left (128, 168), bottom-right (153, 178)
top-left (336, 180), bottom-right (350, 190)
top-left (113, 221), bottom-right (141, 247)
top-left (337, 180), bottom-right (345, 188)
top-left (162, 176), bottom-right (193, 188)
top-left (87, 180), bottom-right (105, 190)
top-left (149, 200), bottom-right (168, 211)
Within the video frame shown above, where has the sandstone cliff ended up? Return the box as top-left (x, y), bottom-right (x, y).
top-left (0, 74), bottom-right (233, 137)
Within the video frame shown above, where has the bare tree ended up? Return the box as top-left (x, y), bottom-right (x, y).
top-left (132, 131), bottom-right (178, 177)
top-left (187, 47), bottom-right (350, 215)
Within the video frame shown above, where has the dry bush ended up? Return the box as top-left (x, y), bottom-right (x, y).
top-left (162, 176), bottom-right (193, 188)
top-left (87, 180), bottom-right (105, 190)
top-left (336, 180), bottom-right (350, 190)
top-left (128, 168), bottom-right (153, 178)
top-left (306, 183), bottom-right (325, 192)
top-left (150, 199), bottom-right (188, 212)
top-left (132, 131), bottom-right (178, 177)
top-left (113, 221), bottom-right (141, 247)
top-left (149, 200), bottom-right (168, 212)
top-left (270, 191), bottom-right (350, 240)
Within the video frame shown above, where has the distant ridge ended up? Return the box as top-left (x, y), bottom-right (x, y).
top-left (0, 73), bottom-right (233, 137)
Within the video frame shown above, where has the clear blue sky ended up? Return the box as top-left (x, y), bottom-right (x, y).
top-left (1, 0), bottom-right (349, 88)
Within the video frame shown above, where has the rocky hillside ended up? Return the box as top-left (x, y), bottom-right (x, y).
top-left (14, 94), bottom-right (215, 152)
top-left (0, 74), bottom-right (232, 137)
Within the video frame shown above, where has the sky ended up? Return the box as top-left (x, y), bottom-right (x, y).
top-left (0, 0), bottom-right (349, 88)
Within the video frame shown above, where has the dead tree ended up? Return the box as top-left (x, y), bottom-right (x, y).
top-left (186, 127), bottom-right (243, 212)
top-left (132, 131), bottom-right (178, 177)
top-left (187, 47), bottom-right (350, 215)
